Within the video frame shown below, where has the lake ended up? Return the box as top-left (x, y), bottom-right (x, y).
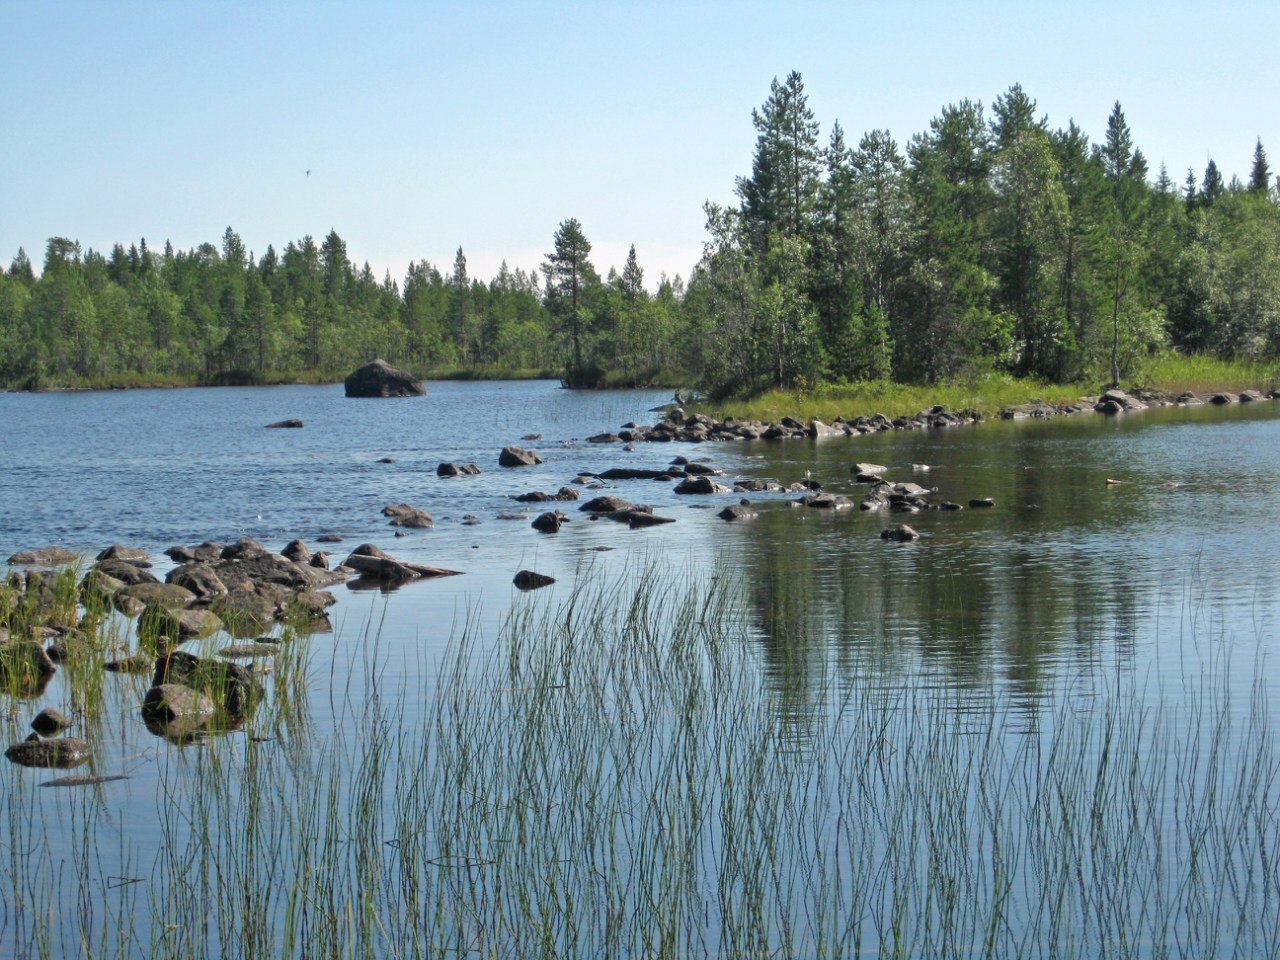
top-left (3, 381), bottom-right (1280, 958)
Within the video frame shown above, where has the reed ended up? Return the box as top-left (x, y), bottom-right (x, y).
top-left (2, 561), bottom-right (1278, 958)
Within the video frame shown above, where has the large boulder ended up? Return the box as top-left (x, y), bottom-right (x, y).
top-left (343, 359), bottom-right (425, 398)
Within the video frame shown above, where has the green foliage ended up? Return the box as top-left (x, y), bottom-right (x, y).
top-left (2, 76), bottom-right (1277, 396)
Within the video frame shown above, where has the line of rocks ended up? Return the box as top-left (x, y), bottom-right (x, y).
top-left (577, 388), bottom-right (1278, 446)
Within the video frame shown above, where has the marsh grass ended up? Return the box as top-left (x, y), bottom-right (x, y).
top-left (2, 563), bottom-right (1279, 958)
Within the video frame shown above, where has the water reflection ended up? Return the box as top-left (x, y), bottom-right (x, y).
top-left (728, 401), bottom-right (1280, 715)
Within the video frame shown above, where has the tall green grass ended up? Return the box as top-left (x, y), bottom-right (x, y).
top-left (2, 563), bottom-right (1278, 958)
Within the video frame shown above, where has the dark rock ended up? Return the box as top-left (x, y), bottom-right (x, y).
top-left (377, 456), bottom-right (397, 463)
top-left (95, 558), bottom-right (159, 586)
top-left (266, 418), bottom-right (304, 428)
top-left (798, 493), bottom-right (855, 510)
top-left (587, 433), bottom-right (621, 443)
top-left (521, 433), bottom-right (543, 441)
top-left (437, 462), bottom-right (482, 477)
top-left (210, 589), bottom-right (279, 635)
top-left (316, 534), bottom-right (344, 543)
top-left (0, 641), bottom-right (57, 688)
top-left (383, 503), bottom-right (434, 528)
top-left (164, 545), bottom-right (196, 563)
top-left (673, 476), bottom-right (730, 495)
top-left (514, 487), bottom-right (580, 503)
top-left (41, 773), bottom-right (129, 788)
top-left (190, 542), bottom-right (223, 562)
top-left (681, 462), bottom-right (724, 476)
top-left (118, 581), bottom-right (196, 610)
top-left (139, 603), bottom-right (222, 644)
top-left (580, 495), bottom-right (636, 514)
top-left (31, 707), bottom-right (72, 737)
top-left (166, 563), bottom-right (229, 600)
top-left (341, 544), bottom-right (463, 583)
top-left (969, 498), bottom-right (996, 508)
top-left (733, 479), bottom-right (784, 493)
top-left (618, 510), bottom-right (675, 528)
top-left (96, 545), bottom-right (151, 565)
top-left (808, 419), bottom-right (844, 438)
top-left (531, 511), bottom-right (568, 533)
top-left (513, 570), bottom-right (556, 590)
top-left (499, 445), bottom-right (543, 467)
top-left (104, 653), bottom-right (154, 674)
top-left (7, 546), bottom-right (79, 567)
top-left (1240, 389), bottom-right (1263, 402)
top-left (220, 536), bottom-right (270, 561)
top-left (1208, 392), bottom-right (1238, 405)
top-left (880, 524), bottom-right (920, 542)
top-left (141, 683), bottom-right (216, 723)
top-left (152, 651), bottom-right (263, 719)
top-left (343, 359), bottom-right (425, 398)
top-left (718, 503), bottom-right (758, 521)
top-left (593, 467), bottom-right (683, 481)
top-left (6, 737), bottom-right (91, 769)
top-left (280, 539), bottom-right (312, 563)
top-left (939, 501), bottom-right (964, 511)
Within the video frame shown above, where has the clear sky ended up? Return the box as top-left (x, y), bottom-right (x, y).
top-left (3, 1), bottom-right (1276, 289)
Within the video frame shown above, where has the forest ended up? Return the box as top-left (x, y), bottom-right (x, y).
top-left (1, 76), bottom-right (1278, 394)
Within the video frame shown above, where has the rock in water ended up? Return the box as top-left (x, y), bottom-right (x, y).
top-left (343, 359), bottom-right (425, 398)
top-left (499, 445), bottom-right (543, 467)
top-left (880, 524), bottom-right (920, 542)
top-left (5, 737), bottom-right (92, 769)
top-left (513, 570), bottom-right (556, 590)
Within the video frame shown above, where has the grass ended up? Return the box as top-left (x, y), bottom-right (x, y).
top-left (700, 373), bottom-right (1087, 424)
top-left (696, 354), bottom-right (1280, 425)
top-left (1136, 354), bottom-right (1280, 395)
top-left (3, 560), bottom-right (1279, 957)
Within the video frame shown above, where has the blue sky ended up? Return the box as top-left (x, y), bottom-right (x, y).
top-left (3, 1), bottom-right (1276, 289)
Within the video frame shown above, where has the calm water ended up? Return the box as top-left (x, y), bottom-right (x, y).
top-left (3, 381), bottom-right (1280, 956)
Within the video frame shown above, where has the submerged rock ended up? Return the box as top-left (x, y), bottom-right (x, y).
top-left (343, 359), bottom-right (425, 398)
top-left (265, 418), bottom-right (304, 428)
top-left (881, 524), bottom-right (920, 542)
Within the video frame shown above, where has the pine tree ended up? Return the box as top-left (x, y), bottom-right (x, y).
top-left (542, 218), bottom-right (596, 378)
top-left (736, 71), bottom-right (822, 256)
top-left (1249, 139), bottom-right (1271, 194)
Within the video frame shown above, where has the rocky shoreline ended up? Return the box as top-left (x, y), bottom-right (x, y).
top-left (607, 387), bottom-right (1276, 444)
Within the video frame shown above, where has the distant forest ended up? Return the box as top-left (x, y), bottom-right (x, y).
top-left (2, 76), bottom-right (1278, 393)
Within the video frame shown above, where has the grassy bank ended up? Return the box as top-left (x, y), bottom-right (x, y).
top-left (698, 355), bottom-right (1280, 424)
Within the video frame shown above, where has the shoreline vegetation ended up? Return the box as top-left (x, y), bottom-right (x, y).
top-left (4, 75), bottom-right (1279, 413)
top-left (7, 354), bottom-right (1276, 430)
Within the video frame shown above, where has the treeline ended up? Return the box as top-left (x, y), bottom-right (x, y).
top-left (2, 74), bottom-right (1278, 392)
top-left (684, 74), bottom-right (1280, 394)
top-left (0, 228), bottom-right (690, 388)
